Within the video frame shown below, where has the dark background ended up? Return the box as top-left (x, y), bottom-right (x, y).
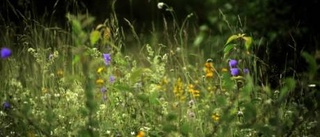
top-left (1, 0), bottom-right (320, 88)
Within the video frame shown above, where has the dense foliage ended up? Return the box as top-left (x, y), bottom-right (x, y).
top-left (1, 0), bottom-right (319, 136)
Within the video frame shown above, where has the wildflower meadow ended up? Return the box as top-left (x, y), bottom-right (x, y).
top-left (1, 1), bottom-right (319, 137)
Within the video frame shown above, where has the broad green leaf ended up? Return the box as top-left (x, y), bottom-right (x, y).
top-left (90, 30), bottom-right (101, 45)
top-left (301, 52), bottom-right (317, 78)
top-left (279, 78), bottom-right (296, 99)
top-left (72, 55), bottom-right (80, 65)
top-left (223, 44), bottom-right (236, 58)
top-left (285, 78), bottom-right (296, 90)
top-left (279, 86), bottom-right (289, 100)
top-left (193, 25), bottom-right (208, 47)
top-left (242, 36), bottom-right (253, 50)
top-left (193, 33), bottom-right (205, 47)
top-left (225, 35), bottom-right (239, 45)
top-left (71, 20), bottom-right (82, 35)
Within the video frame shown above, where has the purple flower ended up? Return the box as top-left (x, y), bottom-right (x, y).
top-left (3, 101), bottom-right (10, 109)
top-left (100, 87), bottom-right (107, 93)
top-left (103, 53), bottom-right (111, 66)
top-left (229, 59), bottom-right (238, 68)
top-left (1, 47), bottom-right (12, 59)
top-left (100, 87), bottom-right (107, 101)
top-left (243, 68), bottom-right (249, 74)
top-left (109, 75), bottom-right (115, 83)
top-left (230, 68), bottom-right (240, 76)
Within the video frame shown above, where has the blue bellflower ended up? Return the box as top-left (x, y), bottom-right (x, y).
top-left (100, 87), bottom-right (107, 101)
top-left (103, 53), bottom-right (111, 66)
top-left (230, 68), bottom-right (240, 76)
top-left (1, 47), bottom-right (12, 59)
top-left (229, 59), bottom-right (238, 68)
top-left (3, 101), bottom-right (10, 109)
top-left (109, 75), bottom-right (115, 83)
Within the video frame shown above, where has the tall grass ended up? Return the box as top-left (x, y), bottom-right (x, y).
top-left (1, 1), bottom-right (319, 137)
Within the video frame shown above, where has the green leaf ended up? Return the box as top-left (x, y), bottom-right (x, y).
top-left (71, 20), bottom-right (82, 35)
top-left (193, 33), bottom-right (205, 47)
top-left (90, 30), bottom-right (101, 46)
top-left (301, 52), bottom-right (317, 79)
top-left (242, 36), bottom-right (253, 50)
top-left (279, 78), bottom-right (296, 99)
top-left (72, 55), bottom-right (80, 65)
top-left (279, 86), bottom-right (289, 100)
top-left (285, 78), bottom-right (296, 91)
top-left (223, 44), bottom-right (236, 58)
top-left (149, 91), bottom-right (159, 105)
top-left (225, 35), bottom-right (239, 45)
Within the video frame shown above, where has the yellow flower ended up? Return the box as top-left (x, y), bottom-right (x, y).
top-left (173, 78), bottom-right (185, 101)
top-left (221, 68), bottom-right (228, 72)
top-left (57, 70), bottom-right (64, 77)
top-left (212, 113), bottom-right (220, 122)
top-left (173, 78), bottom-right (183, 95)
top-left (97, 67), bottom-right (104, 74)
top-left (204, 61), bottom-right (215, 79)
top-left (188, 84), bottom-right (195, 90)
top-left (205, 71), bottom-right (214, 78)
top-left (96, 78), bottom-right (104, 85)
top-left (192, 89), bottom-right (200, 97)
top-left (42, 87), bottom-right (48, 94)
top-left (137, 131), bottom-right (145, 137)
top-left (188, 84), bottom-right (200, 97)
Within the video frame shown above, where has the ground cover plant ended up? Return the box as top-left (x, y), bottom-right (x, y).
top-left (1, 1), bottom-right (320, 137)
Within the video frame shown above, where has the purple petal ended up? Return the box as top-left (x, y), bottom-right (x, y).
top-left (229, 59), bottom-right (238, 68)
top-left (1, 47), bottom-right (12, 59)
top-left (3, 101), bottom-right (10, 109)
top-left (243, 68), bottom-right (249, 74)
top-left (230, 68), bottom-right (240, 76)
top-left (103, 53), bottom-right (111, 66)
top-left (100, 87), bottom-right (107, 93)
top-left (109, 75), bottom-right (115, 83)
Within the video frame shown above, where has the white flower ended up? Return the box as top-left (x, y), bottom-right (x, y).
top-left (157, 2), bottom-right (165, 9)
top-left (237, 110), bottom-right (243, 116)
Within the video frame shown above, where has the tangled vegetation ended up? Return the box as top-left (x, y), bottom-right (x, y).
top-left (1, 1), bottom-right (319, 137)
